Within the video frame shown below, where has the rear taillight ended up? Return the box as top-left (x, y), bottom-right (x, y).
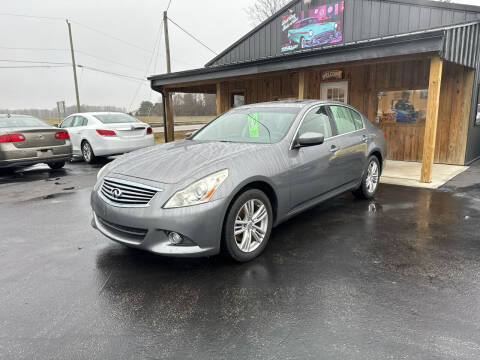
top-left (55, 131), bottom-right (70, 140)
top-left (0, 134), bottom-right (26, 143)
top-left (146, 127), bottom-right (153, 135)
top-left (96, 129), bottom-right (116, 136)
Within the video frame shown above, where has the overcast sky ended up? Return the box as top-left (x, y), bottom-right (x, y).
top-left (0, 0), bottom-right (479, 111)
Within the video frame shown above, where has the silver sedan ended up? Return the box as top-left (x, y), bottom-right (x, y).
top-left (91, 100), bottom-right (386, 262)
top-left (0, 114), bottom-right (72, 169)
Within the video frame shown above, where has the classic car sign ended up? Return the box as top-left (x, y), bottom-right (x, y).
top-left (281, 1), bottom-right (344, 53)
top-left (322, 70), bottom-right (344, 81)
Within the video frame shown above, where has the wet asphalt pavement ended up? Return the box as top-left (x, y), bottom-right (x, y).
top-left (1, 161), bottom-right (480, 359)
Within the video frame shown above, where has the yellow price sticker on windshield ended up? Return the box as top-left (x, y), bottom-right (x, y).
top-left (248, 113), bottom-right (259, 138)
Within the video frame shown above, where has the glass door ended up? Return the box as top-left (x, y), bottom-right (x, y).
top-left (320, 81), bottom-right (349, 103)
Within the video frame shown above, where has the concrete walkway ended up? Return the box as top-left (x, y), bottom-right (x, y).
top-left (380, 160), bottom-right (469, 189)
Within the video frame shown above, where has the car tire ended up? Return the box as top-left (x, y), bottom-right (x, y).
top-left (82, 141), bottom-right (97, 164)
top-left (353, 155), bottom-right (380, 200)
top-left (223, 189), bottom-right (273, 263)
top-left (47, 161), bottom-right (65, 170)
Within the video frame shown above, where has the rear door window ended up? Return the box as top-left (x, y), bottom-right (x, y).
top-left (349, 109), bottom-right (364, 130)
top-left (329, 106), bottom-right (357, 135)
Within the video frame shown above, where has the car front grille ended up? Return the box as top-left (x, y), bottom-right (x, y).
top-left (97, 216), bottom-right (148, 241)
top-left (101, 177), bottom-right (159, 206)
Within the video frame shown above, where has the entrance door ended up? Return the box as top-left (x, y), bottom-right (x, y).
top-left (321, 81), bottom-right (348, 103)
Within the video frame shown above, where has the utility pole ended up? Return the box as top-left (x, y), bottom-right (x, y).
top-left (162, 11), bottom-right (174, 142)
top-left (66, 19), bottom-right (81, 113)
top-left (163, 11), bottom-right (172, 74)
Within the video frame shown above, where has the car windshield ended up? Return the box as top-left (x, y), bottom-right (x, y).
top-left (0, 116), bottom-right (50, 128)
top-left (93, 113), bottom-right (139, 124)
top-left (192, 107), bottom-right (300, 144)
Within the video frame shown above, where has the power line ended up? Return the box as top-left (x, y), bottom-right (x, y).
top-left (167, 0), bottom-right (174, 11)
top-left (128, 19), bottom-right (165, 111)
top-left (69, 19), bottom-right (154, 54)
top-left (0, 46), bottom-right (68, 52)
top-left (77, 65), bottom-right (147, 82)
top-left (0, 65), bottom-right (70, 69)
top-left (75, 50), bottom-right (146, 73)
top-left (0, 12), bottom-right (63, 21)
top-left (167, 17), bottom-right (218, 55)
top-left (0, 59), bottom-right (71, 65)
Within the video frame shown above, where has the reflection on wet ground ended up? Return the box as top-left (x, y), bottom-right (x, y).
top-left (1, 166), bottom-right (480, 359)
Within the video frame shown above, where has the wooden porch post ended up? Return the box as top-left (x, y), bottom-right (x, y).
top-left (216, 82), bottom-right (222, 116)
top-left (421, 57), bottom-right (443, 183)
top-left (298, 70), bottom-right (307, 100)
top-left (164, 91), bottom-right (175, 142)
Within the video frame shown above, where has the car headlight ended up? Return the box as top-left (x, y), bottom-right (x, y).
top-left (163, 169), bottom-right (229, 209)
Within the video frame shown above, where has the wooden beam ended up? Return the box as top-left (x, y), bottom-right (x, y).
top-left (164, 92), bottom-right (175, 142)
top-left (216, 82), bottom-right (222, 116)
top-left (421, 57), bottom-right (443, 183)
top-left (298, 71), bottom-right (306, 100)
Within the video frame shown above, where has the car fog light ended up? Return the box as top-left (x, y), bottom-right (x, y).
top-left (168, 232), bottom-right (183, 245)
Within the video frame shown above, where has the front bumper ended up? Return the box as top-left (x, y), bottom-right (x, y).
top-left (90, 184), bottom-right (228, 257)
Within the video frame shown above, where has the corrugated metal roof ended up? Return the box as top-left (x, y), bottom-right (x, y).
top-left (205, 0), bottom-right (480, 68)
top-left (442, 22), bottom-right (480, 69)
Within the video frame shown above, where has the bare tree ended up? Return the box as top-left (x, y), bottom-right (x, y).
top-left (246, 0), bottom-right (291, 26)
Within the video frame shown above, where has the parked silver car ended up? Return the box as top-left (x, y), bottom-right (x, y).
top-left (0, 114), bottom-right (72, 169)
top-left (91, 101), bottom-right (387, 262)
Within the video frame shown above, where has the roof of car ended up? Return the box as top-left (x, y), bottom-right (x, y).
top-left (69, 112), bottom-right (128, 116)
top-left (0, 114), bottom-right (32, 118)
top-left (234, 100), bottom-right (336, 109)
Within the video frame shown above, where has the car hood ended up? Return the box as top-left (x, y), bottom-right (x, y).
top-left (108, 140), bottom-right (266, 184)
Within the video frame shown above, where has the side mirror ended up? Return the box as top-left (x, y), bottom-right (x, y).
top-left (295, 132), bottom-right (325, 148)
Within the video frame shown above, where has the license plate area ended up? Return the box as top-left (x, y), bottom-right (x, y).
top-left (37, 149), bottom-right (53, 158)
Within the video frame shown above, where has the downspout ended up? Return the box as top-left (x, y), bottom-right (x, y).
top-left (160, 90), bottom-right (169, 143)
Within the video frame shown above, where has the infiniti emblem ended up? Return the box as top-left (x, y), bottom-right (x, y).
top-left (112, 188), bottom-right (123, 199)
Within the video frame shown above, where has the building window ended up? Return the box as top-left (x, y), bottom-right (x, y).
top-left (376, 90), bottom-right (428, 124)
top-left (475, 85), bottom-right (480, 126)
top-left (231, 92), bottom-right (245, 108)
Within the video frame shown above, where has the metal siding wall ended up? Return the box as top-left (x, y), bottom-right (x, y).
top-left (209, 0), bottom-right (480, 67)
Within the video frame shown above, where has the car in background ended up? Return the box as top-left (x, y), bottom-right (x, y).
top-left (59, 112), bottom-right (155, 163)
top-left (91, 100), bottom-right (386, 262)
top-left (0, 114), bottom-right (72, 169)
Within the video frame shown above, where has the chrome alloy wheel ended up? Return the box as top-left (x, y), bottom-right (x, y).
top-left (234, 199), bottom-right (268, 253)
top-left (366, 160), bottom-right (379, 194)
top-left (82, 142), bottom-right (92, 162)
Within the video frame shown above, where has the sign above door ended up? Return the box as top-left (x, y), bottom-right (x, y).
top-left (321, 70), bottom-right (344, 81)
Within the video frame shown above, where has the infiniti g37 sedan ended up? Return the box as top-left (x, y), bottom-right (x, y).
top-left (0, 114), bottom-right (72, 169)
top-left (91, 100), bottom-right (386, 262)
top-left (59, 112), bottom-right (154, 163)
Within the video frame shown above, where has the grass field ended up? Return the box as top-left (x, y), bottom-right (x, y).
top-left (43, 116), bottom-right (214, 126)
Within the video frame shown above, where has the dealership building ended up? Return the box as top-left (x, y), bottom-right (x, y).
top-left (149, 0), bottom-right (480, 183)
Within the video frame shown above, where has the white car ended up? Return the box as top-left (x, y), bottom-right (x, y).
top-left (59, 112), bottom-right (155, 163)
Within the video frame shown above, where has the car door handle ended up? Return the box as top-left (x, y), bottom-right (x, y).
top-left (330, 145), bottom-right (338, 153)
top-left (362, 135), bottom-right (368, 143)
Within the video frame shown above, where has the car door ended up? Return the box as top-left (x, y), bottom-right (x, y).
top-left (289, 105), bottom-right (338, 209)
top-left (67, 116), bottom-right (88, 153)
top-left (328, 105), bottom-right (368, 184)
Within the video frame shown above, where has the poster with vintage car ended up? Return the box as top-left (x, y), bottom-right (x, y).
top-left (281, 1), bottom-right (344, 53)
